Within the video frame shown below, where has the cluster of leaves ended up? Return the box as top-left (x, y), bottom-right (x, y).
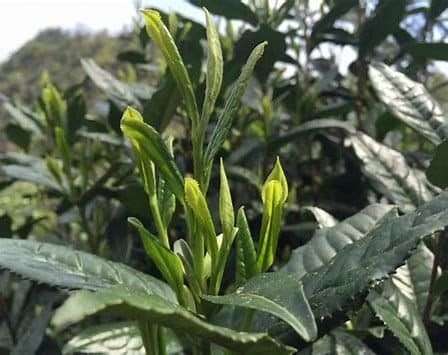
top-left (1, 1), bottom-right (448, 354)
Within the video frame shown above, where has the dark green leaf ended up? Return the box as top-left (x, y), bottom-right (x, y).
top-left (369, 63), bottom-right (448, 145)
top-left (407, 42), bottom-right (448, 61)
top-left (368, 282), bottom-right (433, 355)
top-left (5, 124), bottom-right (31, 151)
top-left (429, 0), bottom-right (448, 19)
top-left (359, 0), bottom-right (407, 57)
top-left (310, 329), bottom-right (376, 354)
top-left (81, 58), bottom-right (150, 109)
top-left (392, 243), bottom-right (435, 314)
top-left (205, 274), bottom-right (317, 342)
top-left (348, 132), bottom-right (434, 211)
top-left (188, 0), bottom-right (258, 25)
top-left (53, 287), bottom-right (295, 355)
top-left (0, 239), bottom-right (176, 300)
top-left (283, 204), bottom-right (394, 278)
top-left (427, 139), bottom-right (448, 188)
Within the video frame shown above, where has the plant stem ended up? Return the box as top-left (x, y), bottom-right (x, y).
top-left (423, 232), bottom-right (442, 324)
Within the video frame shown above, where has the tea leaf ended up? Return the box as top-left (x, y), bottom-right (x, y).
top-left (204, 42), bottom-right (267, 177)
top-left (368, 282), bottom-right (433, 355)
top-left (205, 274), bottom-right (317, 342)
top-left (201, 8), bottom-right (223, 126)
top-left (369, 63), bottom-right (448, 145)
top-left (141, 10), bottom-right (199, 125)
top-left (121, 107), bottom-right (184, 203)
top-left (128, 218), bottom-right (184, 295)
top-left (53, 287), bottom-right (295, 355)
top-left (407, 42), bottom-right (448, 61)
top-left (348, 132), bottom-right (434, 212)
top-left (283, 204), bottom-right (394, 278)
top-left (236, 207), bottom-right (258, 283)
top-left (427, 139), bottom-right (448, 188)
top-left (0, 239), bottom-right (176, 301)
top-left (302, 206), bottom-right (338, 228)
top-left (311, 329), bottom-right (376, 354)
top-left (219, 160), bottom-right (234, 239)
top-left (184, 177), bottom-right (218, 260)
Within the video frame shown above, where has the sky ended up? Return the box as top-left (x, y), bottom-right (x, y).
top-left (0, 0), bottom-right (202, 61)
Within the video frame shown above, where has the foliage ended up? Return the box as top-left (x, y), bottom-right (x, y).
top-left (2, 1), bottom-right (448, 354)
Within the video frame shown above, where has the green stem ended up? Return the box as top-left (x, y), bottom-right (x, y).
top-left (148, 192), bottom-right (170, 248)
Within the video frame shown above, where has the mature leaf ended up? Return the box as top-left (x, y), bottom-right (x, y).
top-left (63, 322), bottom-right (183, 355)
top-left (429, 0), bottom-right (448, 19)
top-left (236, 208), bottom-right (258, 283)
top-left (3, 102), bottom-right (43, 135)
top-left (0, 239), bottom-right (176, 301)
top-left (368, 282), bottom-right (433, 355)
top-left (310, 0), bottom-right (358, 49)
top-left (121, 107), bottom-right (185, 202)
top-left (308, 329), bottom-right (376, 355)
top-left (204, 42), bottom-right (267, 169)
top-left (10, 290), bottom-right (58, 355)
top-left (143, 72), bottom-right (180, 130)
top-left (427, 139), bottom-right (448, 188)
top-left (407, 42), bottom-right (448, 61)
top-left (201, 8), bottom-right (223, 126)
top-left (302, 206), bottom-right (338, 228)
top-left (283, 204), bottom-right (394, 278)
top-left (81, 59), bottom-right (150, 109)
top-left (188, 0), bottom-right (257, 25)
top-left (347, 132), bottom-right (434, 211)
top-left (205, 274), bottom-right (317, 342)
top-left (63, 322), bottom-right (146, 355)
top-left (369, 63), bottom-right (448, 144)
top-left (141, 10), bottom-right (200, 125)
top-left (301, 192), bottom-right (448, 319)
top-left (53, 287), bottom-right (295, 355)
top-left (0, 163), bottom-right (61, 192)
top-left (392, 243), bottom-right (435, 314)
top-left (359, 0), bottom-right (407, 57)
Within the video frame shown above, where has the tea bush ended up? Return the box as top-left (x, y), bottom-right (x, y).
top-left (1, 1), bottom-right (448, 354)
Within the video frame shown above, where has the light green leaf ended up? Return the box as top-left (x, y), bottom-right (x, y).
top-left (204, 42), bottom-right (267, 173)
top-left (121, 107), bottom-right (184, 203)
top-left (0, 239), bottom-right (176, 301)
top-left (41, 82), bottom-right (67, 128)
top-left (201, 8), bottom-right (223, 126)
top-left (128, 218), bottom-right (184, 295)
top-left (347, 132), bottom-right (434, 212)
top-left (257, 180), bottom-right (284, 272)
top-left (53, 287), bottom-right (295, 355)
top-left (205, 273), bottom-right (317, 342)
top-left (184, 177), bottom-right (218, 260)
top-left (369, 62), bottom-right (448, 145)
top-left (283, 204), bottom-right (394, 278)
top-left (368, 282), bottom-right (433, 355)
top-left (257, 159), bottom-right (288, 272)
top-left (219, 160), bottom-right (234, 240)
top-left (236, 207), bottom-right (258, 283)
top-left (141, 10), bottom-right (199, 125)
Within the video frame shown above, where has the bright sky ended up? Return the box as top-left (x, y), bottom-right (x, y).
top-left (0, 0), bottom-right (203, 62)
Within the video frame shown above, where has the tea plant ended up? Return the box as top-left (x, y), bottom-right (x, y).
top-left (2, 1), bottom-right (448, 354)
